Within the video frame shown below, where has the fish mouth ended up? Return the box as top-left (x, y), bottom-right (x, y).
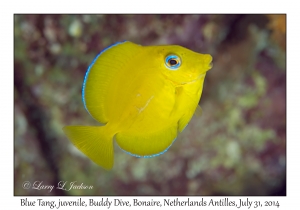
top-left (208, 62), bottom-right (213, 70)
top-left (203, 54), bottom-right (213, 71)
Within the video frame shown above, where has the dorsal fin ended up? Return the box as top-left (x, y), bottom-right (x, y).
top-left (82, 41), bottom-right (142, 123)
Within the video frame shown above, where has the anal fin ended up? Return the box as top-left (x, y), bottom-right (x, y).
top-left (115, 124), bottom-right (178, 158)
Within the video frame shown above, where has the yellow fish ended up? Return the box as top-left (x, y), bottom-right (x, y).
top-left (63, 41), bottom-right (212, 170)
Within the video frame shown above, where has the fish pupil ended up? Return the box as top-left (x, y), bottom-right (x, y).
top-left (169, 59), bottom-right (177, 66)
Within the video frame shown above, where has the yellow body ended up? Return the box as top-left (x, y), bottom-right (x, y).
top-left (63, 41), bottom-right (212, 170)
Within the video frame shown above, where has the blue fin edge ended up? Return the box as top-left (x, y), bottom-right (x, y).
top-left (82, 40), bottom-right (127, 113)
top-left (117, 137), bottom-right (178, 158)
top-left (181, 123), bottom-right (189, 132)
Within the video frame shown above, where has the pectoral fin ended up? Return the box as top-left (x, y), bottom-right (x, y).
top-left (194, 105), bottom-right (203, 117)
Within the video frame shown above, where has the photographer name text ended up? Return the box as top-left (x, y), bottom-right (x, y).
top-left (22, 181), bottom-right (93, 192)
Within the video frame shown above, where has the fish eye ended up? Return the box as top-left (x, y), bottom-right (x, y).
top-left (165, 55), bottom-right (181, 70)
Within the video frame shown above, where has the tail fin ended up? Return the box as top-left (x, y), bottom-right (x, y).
top-left (63, 126), bottom-right (114, 170)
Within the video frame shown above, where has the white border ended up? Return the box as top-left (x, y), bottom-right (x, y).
top-left (4, 0), bottom-right (297, 209)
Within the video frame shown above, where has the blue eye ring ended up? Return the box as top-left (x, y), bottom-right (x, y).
top-left (165, 54), bottom-right (181, 70)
